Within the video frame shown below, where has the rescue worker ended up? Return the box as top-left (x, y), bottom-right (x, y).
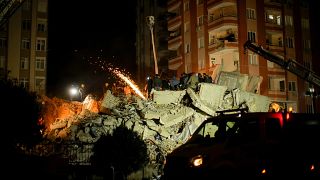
top-left (187, 72), bottom-right (199, 91)
top-left (153, 74), bottom-right (162, 91)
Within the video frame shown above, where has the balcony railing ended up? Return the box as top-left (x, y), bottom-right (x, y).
top-left (208, 12), bottom-right (237, 23)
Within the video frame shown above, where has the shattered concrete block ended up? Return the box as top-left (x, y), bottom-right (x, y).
top-left (103, 116), bottom-right (118, 126)
top-left (100, 90), bottom-right (121, 110)
top-left (81, 94), bottom-right (99, 113)
top-left (142, 126), bottom-right (158, 140)
top-left (198, 83), bottom-right (228, 109)
top-left (132, 121), bottom-right (145, 136)
top-left (141, 104), bottom-right (176, 119)
top-left (172, 122), bottom-right (193, 144)
top-left (157, 127), bottom-right (171, 138)
top-left (160, 106), bottom-right (195, 127)
top-left (217, 71), bottom-right (249, 91)
top-left (191, 112), bottom-right (208, 130)
top-left (125, 120), bottom-right (134, 130)
top-left (187, 88), bottom-right (217, 116)
top-left (233, 89), bottom-right (271, 112)
top-left (221, 93), bottom-right (234, 110)
top-left (77, 129), bottom-right (98, 143)
top-left (246, 75), bottom-right (263, 93)
top-left (152, 89), bottom-right (186, 104)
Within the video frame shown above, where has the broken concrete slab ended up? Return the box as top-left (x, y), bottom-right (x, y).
top-left (217, 71), bottom-right (249, 91)
top-left (187, 88), bottom-right (217, 116)
top-left (198, 83), bottom-right (228, 109)
top-left (233, 89), bottom-right (271, 112)
top-left (100, 90), bottom-right (121, 110)
top-left (160, 106), bottom-right (195, 127)
top-left (216, 71), bottom-right (263, 93)
top-left (152, 89), bottom-right (186, 105)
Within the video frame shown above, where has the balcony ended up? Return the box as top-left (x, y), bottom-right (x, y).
top-left (208, 12), bottom-right (237, 30)
top-left (168, 55), bottom-right (183, 70)
top-left (264, 0), bottom-right (282, 7)
top-left (208, 39), bottom-right (238, 53)
top-left (266, 44), bottom-right (284, 53)
top-left (265, 11), bottom-right (283, 30)
top-left (168, 0), bottom-right (181, 12)
top-left (207, 0), bottom-right (236, 10)
top-left (168, 35), bottom-right (182, 50)
top-left (168, 15), bottom-right (182, 31)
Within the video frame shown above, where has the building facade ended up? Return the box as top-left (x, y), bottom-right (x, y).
top-left (0, 0), bottom-right (48, 95)
top-left (167, 0), bottom-right (313, 113)
top-left (136, 0), bottom-right (171, 88)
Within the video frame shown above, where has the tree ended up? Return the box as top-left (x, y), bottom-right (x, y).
top-left (0, 80), bottom-right (43, 161)
top-left (91, 125), bottom-right (149, 179)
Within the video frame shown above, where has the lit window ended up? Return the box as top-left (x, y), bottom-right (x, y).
top-left (268, 15), bottom-right (274, 20)
top-left (268, 76), bottom-right (285, 91)
top-left (246, 9), bottom-right (256, 20)
top-left (285, 16), bottom-right (293, 26)
top-left (276, 16), bottom-right (281, 25)
top-left (248, 54), bottom-right (258, 65)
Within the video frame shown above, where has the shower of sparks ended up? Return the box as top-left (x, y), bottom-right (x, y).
top-left (111, 68), bottom-right (146, 100)
top-left (88, 59), bottom-right (146, 100)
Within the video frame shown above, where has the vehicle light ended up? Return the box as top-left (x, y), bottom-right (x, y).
top-left (190, 155), bottom-right (203, 167)
top-left (286, 113), bottom-right (290, 121)
top-left (310, 164), bottom-right (315, 171)
top-left (261, 168), bottom-right (267, 174)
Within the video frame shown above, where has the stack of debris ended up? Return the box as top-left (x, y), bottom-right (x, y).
top-left (38, 80), bottom-right (270, 169)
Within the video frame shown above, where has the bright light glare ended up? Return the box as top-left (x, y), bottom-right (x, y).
top-left (69, 87), bottom-right (78, 96)
top-left (310, 164), bottom-right (315, 171)
top-left (191, 155), bottom-right (203, 167)
top-left (261, 168), bottom-right (267, 174)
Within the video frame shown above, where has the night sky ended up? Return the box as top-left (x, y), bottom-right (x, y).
top-left (47, 0), bottom-right (137, 98)
top-left (46, 1), bottom-right (320, 99)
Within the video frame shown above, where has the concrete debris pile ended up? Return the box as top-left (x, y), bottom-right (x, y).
top-left (40, 82), bottom-right (271, 169)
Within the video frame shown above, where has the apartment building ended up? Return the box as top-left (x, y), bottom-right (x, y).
top-left (0, 0), bottom-right (48, 95)
top-left (167, 0), bottom-right (313, 113)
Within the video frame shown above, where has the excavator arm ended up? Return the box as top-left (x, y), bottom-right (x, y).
top-left (244, 40), bottom-right (320, 88)
top-left (0, 0), bottom-right (25, 28)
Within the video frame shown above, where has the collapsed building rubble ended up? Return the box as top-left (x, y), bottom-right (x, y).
top-left (36, 77), bottom-right (271, 176)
